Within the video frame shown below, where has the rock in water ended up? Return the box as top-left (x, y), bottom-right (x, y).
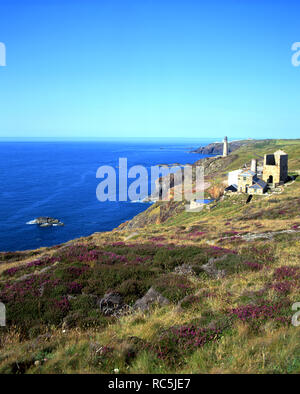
top-left (32, 217), bottom-right (64, 227)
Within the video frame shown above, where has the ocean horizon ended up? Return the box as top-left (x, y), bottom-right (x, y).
top-left (0, 139), bottom-right (215, 252)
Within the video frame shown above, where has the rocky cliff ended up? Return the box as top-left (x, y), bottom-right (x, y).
top-left (191, 139), bottom-right (254, 155)
top-left (118, 154), bottom-right (238, 230)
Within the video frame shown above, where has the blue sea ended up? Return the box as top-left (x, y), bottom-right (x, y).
top-left (0, 139), bottom-right (214, 251)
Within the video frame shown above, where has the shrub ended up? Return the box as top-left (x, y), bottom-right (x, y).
top-left (243, 261), bottom-right (263, 271)
top-left (273, 266), bottom-right (300, 280)
top-left (116, 279), bottom-right (148, 304)
top-left (153, 274), bottom-right (193, 302)
top-left (146, 325), bottom-right (222, 365)
top-left (69, 294), bottom-right (98, 311)
top-left (153, 246), bottom-right (206, 271)
top-left (229, 300), bottom-right (290, 328)
top-left (179, 295), bottom-right (201, 310)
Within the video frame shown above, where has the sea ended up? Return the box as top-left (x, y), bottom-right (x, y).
top-left (0, 139), bottom-right (215, 251)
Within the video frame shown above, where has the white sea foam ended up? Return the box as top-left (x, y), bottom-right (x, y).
top-left (26, 219), bottom-right (37, 225)
top-left (130, 199), bottom-right (154, 204)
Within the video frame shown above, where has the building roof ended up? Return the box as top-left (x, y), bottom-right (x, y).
top-left (256, 178), bottom-right (267, 187)
top-left (225, 184), bottom-right (238, 191)
top-left (239, 170), bottom-right (256, 177)
top-left (249, 178), bottom-right (267, 189)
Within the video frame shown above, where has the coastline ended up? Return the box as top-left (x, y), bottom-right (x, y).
top-left (0, 140), bottom-right (215, 252)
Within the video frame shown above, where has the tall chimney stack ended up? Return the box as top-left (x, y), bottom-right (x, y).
top-left (251, 159), bottom-right (257, 174)
top-left (223, 136), bottom-right (228, 157)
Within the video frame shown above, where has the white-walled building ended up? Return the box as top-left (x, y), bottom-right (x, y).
top-left (227, 169), bottom-right (243, 187)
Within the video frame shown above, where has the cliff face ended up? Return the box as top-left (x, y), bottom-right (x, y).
top-left (118, 154), bottom-right (238, 230)
top-left (191, 139), bottom-right (254, 155)
top-left (193, 154), bottom-right (238, 175)
top-left (117, 200), bottom-right (185, 230)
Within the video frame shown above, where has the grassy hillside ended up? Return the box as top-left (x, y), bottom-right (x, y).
top-left (0, 139), bottom-right (300, 374)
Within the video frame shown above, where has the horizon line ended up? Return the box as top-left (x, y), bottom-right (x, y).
top-left (0, 136), bottom-right (255, 142)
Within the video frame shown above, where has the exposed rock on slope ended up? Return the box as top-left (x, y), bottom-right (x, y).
top-left (193, 155), bottom-right (238, 175)
top-left (191, 139), bottom-right (254, 155)
top-left (118, 155), bottom-right (237, 230)
top-left (118, 200), bottom-right (185, 230)
top-left (134, 287), bottom-right (170, 311)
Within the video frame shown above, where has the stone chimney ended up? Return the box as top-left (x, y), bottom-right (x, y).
top-left (251, 159), bottom-right (257, 174)
top-left (223, 136), bottom-right (228, 157)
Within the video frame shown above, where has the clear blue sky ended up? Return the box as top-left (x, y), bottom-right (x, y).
top-left (0, 0), bottom-right (299, 140)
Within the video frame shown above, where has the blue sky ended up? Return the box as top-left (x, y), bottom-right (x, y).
top-left (0, 0), bottom-right (299, 140)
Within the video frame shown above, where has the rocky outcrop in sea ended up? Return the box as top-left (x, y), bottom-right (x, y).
top-left (27, 217), bottom-right (64, 227)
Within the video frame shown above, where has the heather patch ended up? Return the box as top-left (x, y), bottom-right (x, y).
top-left (208, 245), bottom-right (237, 257)
top-left (0, 274), bottom-right (49, 303)
top-left (229, 300), bottom-right (291, 329)
top-left (149, 236), bottom-right (166, 242)
top-left (270, 281), bottom-right (292, 295)
top-left (213, 255), bottom-right (261, 275)
top-left (242, 261), bottom-right (264, 271)
top-left (2, 256), bottom-right (59, 278)
top-left (273, 266), bottom-right (300, 280)
top-left (54, 264), bottom-right (89, 281)
top-left (145, 324), bottom-right (223, 366)
top-left (240, 244), bottom-right (275, 265)
top-left (54, 244), bottom-right (99, 262)
top-left (220, 230), bottom-right (240, 237)
top-left (217, 236), bottom-right (244, 244)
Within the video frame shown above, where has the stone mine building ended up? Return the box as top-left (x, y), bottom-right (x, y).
top-left (262, 150), bottom-right (288, 186)
top-left (225, 137), bottom-right (289, 195)
top-left (237, 170), bottom-right (267, 195)
top-left (230, 150), bottom-right (288, 195)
